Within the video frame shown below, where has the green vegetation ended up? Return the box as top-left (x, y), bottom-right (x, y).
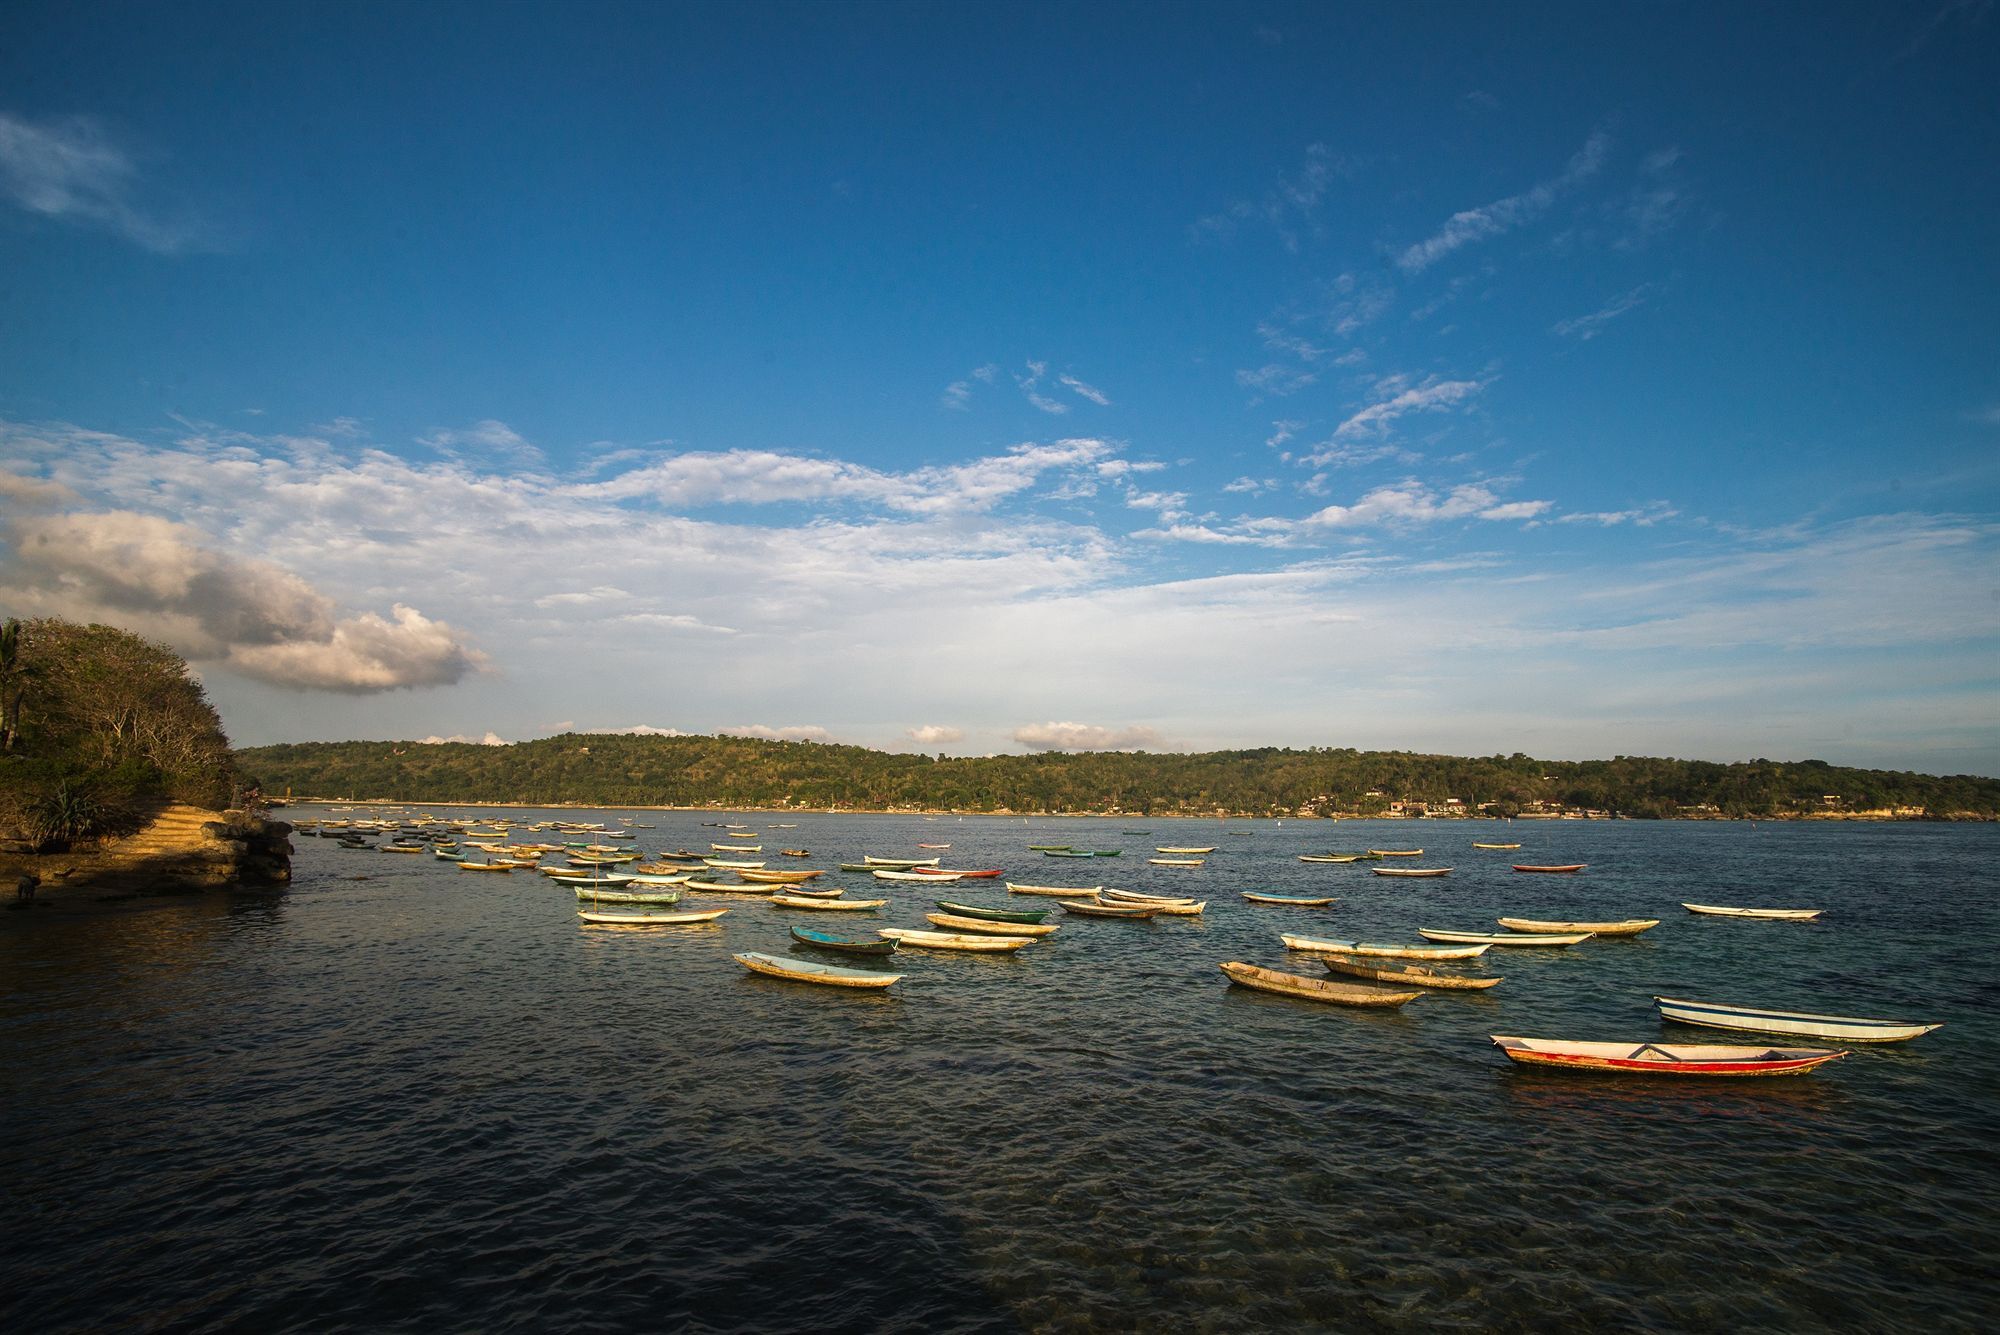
top-left (235, 733), bottom-right (2000, 819)
top-left (0, 618), bottom-right (238, 849)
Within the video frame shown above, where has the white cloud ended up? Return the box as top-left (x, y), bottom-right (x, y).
top-left (417, 732), bottom-right (509, 746)
top-left (0, 111), bottom-right (206, 252)
top-left (1224, 476), bottom-right (1274, 494)
top-left (1059, 374), bottom-right (1111, 406)
top-left (1557, 502), bottom-right (1679, 527)
top-left (534, 585), bottom-right (631, 607)
top-left (603, 724), bottom-right (691, 736)
top-left (0, 470), bottom-right (78, 508)
top-left (941, 380), bottom-right (974, 410)
top-left (723, 724), bottom-right (833, 743)
top-left (1553, 286), bottom-right (1652, 339)
top-left (1266, 420), bottom-right (1303, 448)
top-left (1332, 377), bottom-right (1485, 440)
top-left (1397, 130), bottom-right (1610, 273)
top-left (1237, 364), bottom-right (1318, 397)
top-left (908, 724), bottom-right (964, 744)
top-left (419, 419), bottom-right (545, 468)
top-left (1, 509), bottom-right (485, 692)
top-left (1012, 721), bottom-right (1162, 752)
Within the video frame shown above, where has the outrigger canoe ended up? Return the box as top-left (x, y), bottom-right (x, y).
top-left (1491, 1035), bottom-right (1846, 1078)
top-left (926, 912), bottom-right (1061, 937)
top-left (1513, 864), bottom-right (1587, 874)
top-left (579, 908), bottom-right (729, 925)
top-left (936, 900), bottom-right (1050, 923)
top-left (1653, 996), bottom-right (1941, 1043)
top-left (1219, 961), bottom-right (1422, 1008)
top-left (1242, 892), bottom-right (1336, 907)
top-left (1321, 955), bottom-right (1501, 990)
top-left (790, 926), bottom-right (898, 956)
top-left (1498, 916), bottom-right (1657, 936)
top-left (877, 928), bottom-right (1035, 952)
top-left (1683, 903), bottom-right (1823, 920)
top-left (736, 950), bottom-right (902, 988)
top-left (1418, 928), bottom-right (1593, 947)
top-left (1282, 933), bottom-right (1490, 960)
top-left (1006, 883), bottom-right (1104, 897)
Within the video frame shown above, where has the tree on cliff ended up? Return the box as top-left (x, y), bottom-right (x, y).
top-left (0, 618), bottom-right (237, 847)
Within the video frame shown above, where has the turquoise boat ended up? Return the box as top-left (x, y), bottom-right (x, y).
top-left (934, 900), bottom-right (1050, 924)
top-left (790, 926), bottom-right (900, 956)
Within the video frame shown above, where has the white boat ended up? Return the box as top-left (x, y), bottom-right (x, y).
top-left (1654, 997), bottom-right (1941, 1043)
top-left (1100, 889), bottom-right (1205, 915)
top-left (1155, 846), bottom-right (1216, 854)
top-left (863, 856), bottom-right (941, 867)
top-left (876, 928), bottom-right (1035, 952)
top-left (873, 868), bottom-right (961, 882)
top-left (1005, 883), bottom-right (1103, 897)
top-left (702, 857), bottom-right (767, 869)
top-left (925, 912), bottom-right (1061, 937)
top-left (735, 950), bottom-right (901, 988)
top-left (571, 886), bottom-right (680, 904)
top-left (1417, 928), bottom-right (1593, 947)
top-left (1281, 933), bottom-right (1489, 960)
top-left (1497, 916), bottom-right (1657, 935)
top-left (768, 895), bottom-right (887, 911)
top-left (1147, 858), bottom-right (1204, 867)
top-left (1682, 903), bottom-right (1823, 920)
top-left (578, 908), bottom-right (729, 925)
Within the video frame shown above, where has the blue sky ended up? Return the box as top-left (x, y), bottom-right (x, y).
top-left (1, 1), bottom-right (1995, 774)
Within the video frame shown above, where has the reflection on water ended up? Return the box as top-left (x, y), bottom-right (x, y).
top-left (3, 814), bottom-right (1997, 1329)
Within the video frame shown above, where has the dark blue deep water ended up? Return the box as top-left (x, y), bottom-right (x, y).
top-left (4, 812), bottom-right (1997, 1332)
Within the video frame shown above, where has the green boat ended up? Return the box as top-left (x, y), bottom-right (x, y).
top-left (1043, 850), bottom-right (1096, 858)
top-left (1027, 844), bottom-right (1072, 851)
top-left (838, 863), bottom-right (876, 872)
top-left (934, 899), bottom-right (1050, 924)
top-left (1090, 850), bottom-right (1121, 857)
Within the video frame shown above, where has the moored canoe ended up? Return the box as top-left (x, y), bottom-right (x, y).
top-left (1683, 903), bottom-right (1823, 920)
top-left (1372, 867), bottom-right (1453, 877)
top-left (1060, 900), bottom-right (1158, 919)
top-left (1156, 846), bottom-right (1216, 854)
top-left (1417, 928), bottom-right (1593, 946)
top-left (736, 950), bottom-right (902, 988)
top-left (877, 928), bottom-right (1035, 952)
top-left (1282, 933), bottom-right (1490, 960)
top-left (1219, 961), bottom-right (1422, 1008)
top-left (769, 894), bottom-right (886, 911)
top-left (1005, 883), bottom-right (1103, 897)
top-left (1368, 849), bottom-right (1423, 857)
top-left (926, 912), bottom-right (1061, 937)
top-left (681, 879), bottom-right (777, 894)
top-left (1513, 864), bottom-right (1587, 874)
top-left (1147, 858), bottom-right (1205, 866)
top-left (935, 899), bottom-right (1050, 923)
top-left (1243, 892), bottom-right (1336, 907)
top-left (1321, 955), bottom-right (1501, 990)
top-left (580, 908), bottom-right (729, 925)
top-left (1471, 842), bottom-right (1522, 849)
top-left (1490, 1035), bottom-right (1846, 1077)
top-left (1498, 916), bottom-right (1657, 935)
top-left (790, 926), bottom-right (899, 955)
top-left (1653, 996), bottom-right (1941, 1043)
top-left (874, 868), bottom-right (961, 882)
top-left (570, 887), bottom-right (681, 904)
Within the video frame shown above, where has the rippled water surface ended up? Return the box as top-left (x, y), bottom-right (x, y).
top-left (4, 813), bottom-right (1997, 1331)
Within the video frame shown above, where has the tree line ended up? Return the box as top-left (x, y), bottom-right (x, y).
top-left (234, 733), bottom-right (2000, 819)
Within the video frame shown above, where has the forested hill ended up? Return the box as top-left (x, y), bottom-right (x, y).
top-left (234, 734), bottom-right (2000, 819)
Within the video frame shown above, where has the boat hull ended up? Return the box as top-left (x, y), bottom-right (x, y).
top-left (1219, 961), bottom-right (1421, 1007)
top-left (1321, 955), bottom-right (1501, 990)
top-left (1498, 917), bottom-right (1657, 935)
top-left (1492, 1036), bottom-right (1846, 1077)
top-left (1282, 933), bottom-right (1489, 960)
top-left (1683, 903), bottom-right (1823, 920)
top-left (1654, 996), bottom-right (1941, 1043)
top-left (736, 950), bottom-right (901, 987)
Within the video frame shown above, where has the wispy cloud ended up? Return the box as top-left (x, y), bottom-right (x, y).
top-left (1397, 130), bottom-right (1610, 273)
top-left (1331, 376), bottom-right (1486, 440)
top-left (1193, 143), bottom-right (1348, 251)
top-left (1059, 373), bottom-right (1111, 406)
top-left (419, 419), bottom-right (546, 469)
top-left (1016, 361), bottom-right (1069, 414)
top-left (1552, 285), bottom-right (1652, 340)
top-left (1237, 364), bottom-right (1318, 398)
top-left (0, 111), bottom-right (207, 252)
top-left (1556, 502), bottom-right (1678, 527)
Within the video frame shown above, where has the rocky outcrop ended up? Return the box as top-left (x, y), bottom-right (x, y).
top-left (5, 804), bottom-right (292, 901)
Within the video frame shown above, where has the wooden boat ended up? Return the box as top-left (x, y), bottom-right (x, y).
top-left (1044, 850), bottom-right (1097, 858)
top-left (711, 842), bottom-right (762, 851)
top-left (1026, 844), bottom-right (1072, 851)
top-left (432, 848), bottom-right (464, 860)
top-left (779, 849), bottom-right (811, 858)
top-left (790, 926), bottom-right (898, 956)
top-left (1372, 866), bottom-right (1453, 878)
top-left (773, 883), bottom-right (844, 898)
top-left (736, 950), bottom-right (902, 988)
top-left (624, 872), bottom-right (691, 886)
top-left (1156, 845), bottom-right (1216, 854)
top-left (681, 879), bottom-right (776, 895)
top-left (1471, 842), bottom-right (1521, 850)
top-left (1218, 961), bottom-right (1422, 1008)
top-left (1298, 854), bottom-right (1364, 864)
top-left (877, 928), bottom-right (1034, 952)
top-left (770, 894), bottom-right (887, 911)
top-left (874, 868), bottom-right (961, 882)
top-left (917, 843), bottom-right (951, 849)
top-left (1101, 893), bottom-right (1205, 916)
top-left (1281, 933), bottom-right (1490, 960)
top-left (935, 900), bottom-right (1049, 923)
top-left (1418, 928), bottom-right (1593, 947)
top-left (457, 861), bottom-right (513, 872)
top-left (1060, 900), bottom-right (1158, 919)
top-left (914, 867), bottom-right (1003, 879)
top-left (737, 868), bottom-right (825, 883)
top-left (380, 843), bottom-right (425, 853)
top-left (545, 872), bottom-right (638, 888)
top-left (1321, 955), bottom-right (1502, 990)
top-left (863, 856), bottom-right (940, 868)
top-left (1653, 997), bottom-right (1941, 1043)
top-left (1513, 864), bottom-right (1586, 874)
top-left (1089, 850), bottom-right (1121, 857)
top-left (701, 857), bottom-right (766, 869)
top-left (579, 907), bottom-right (728, 925)
top-left (1147, 858), bottom-right (1205, 867)
top-left (1498, 916), bottom-right (1658, 936)
top-left (1683, 903), bottom-right (1823, 920)
top-left (1243, 892), bottom-right (1336, 907)
top-left (1490, 1035), bottom-right (1846, 1078)
top-left (1005, 883), bottom-right (1103, 897)
top-left (1101, 888), bottom-right (1197, 906)
top-left (570, 886), bottom-right (681, 905)
top-left (926, 912), bottom-right (1061, 937)
top-left (1368, 848), bottom-right (1422, 857)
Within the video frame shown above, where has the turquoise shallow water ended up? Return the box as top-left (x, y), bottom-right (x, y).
top-left (3, 812), bottom-right (1997, 1331)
